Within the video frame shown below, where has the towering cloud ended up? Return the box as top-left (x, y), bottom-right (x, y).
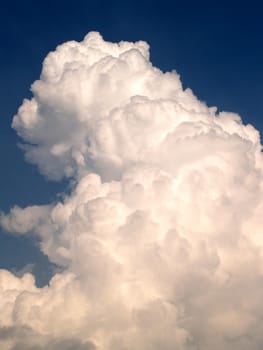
top-left (1, 32), bottom-right (263, 349)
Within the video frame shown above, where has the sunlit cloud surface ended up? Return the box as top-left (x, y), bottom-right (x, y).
top-left (1, 32), bottom-right (263, 350)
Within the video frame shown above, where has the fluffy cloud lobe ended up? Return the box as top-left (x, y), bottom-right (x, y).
top-left (1, 32), bottom-right (263, 349)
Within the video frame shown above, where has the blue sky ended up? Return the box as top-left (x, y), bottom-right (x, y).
top-left (1, 0), bottom-right (263, 286)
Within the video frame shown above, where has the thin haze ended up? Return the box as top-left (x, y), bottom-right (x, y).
top-left (1, 32), bottom-right (263, 349)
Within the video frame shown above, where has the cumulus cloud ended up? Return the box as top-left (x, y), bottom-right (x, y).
top-left (1, 31), bottom-right (263, 349)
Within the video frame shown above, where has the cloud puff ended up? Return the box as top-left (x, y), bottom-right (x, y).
top-left (1, 32), bottom-right (263, 349)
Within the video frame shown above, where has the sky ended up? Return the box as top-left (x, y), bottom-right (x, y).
top-left (1, 1), bottom-right (263, 349)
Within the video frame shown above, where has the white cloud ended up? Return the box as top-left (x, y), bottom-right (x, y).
top-left (1, 31), bottom-right (263, 349)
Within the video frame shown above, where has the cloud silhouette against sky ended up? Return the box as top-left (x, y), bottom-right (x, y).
top-left (1, 32), bottom-right (263, 350)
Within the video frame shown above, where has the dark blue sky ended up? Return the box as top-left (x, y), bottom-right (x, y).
top-left (1, 0), bottom-right (263, 285)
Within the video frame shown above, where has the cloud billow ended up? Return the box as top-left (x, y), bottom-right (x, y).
top-left (1, 32), bottom-right (263, 349)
